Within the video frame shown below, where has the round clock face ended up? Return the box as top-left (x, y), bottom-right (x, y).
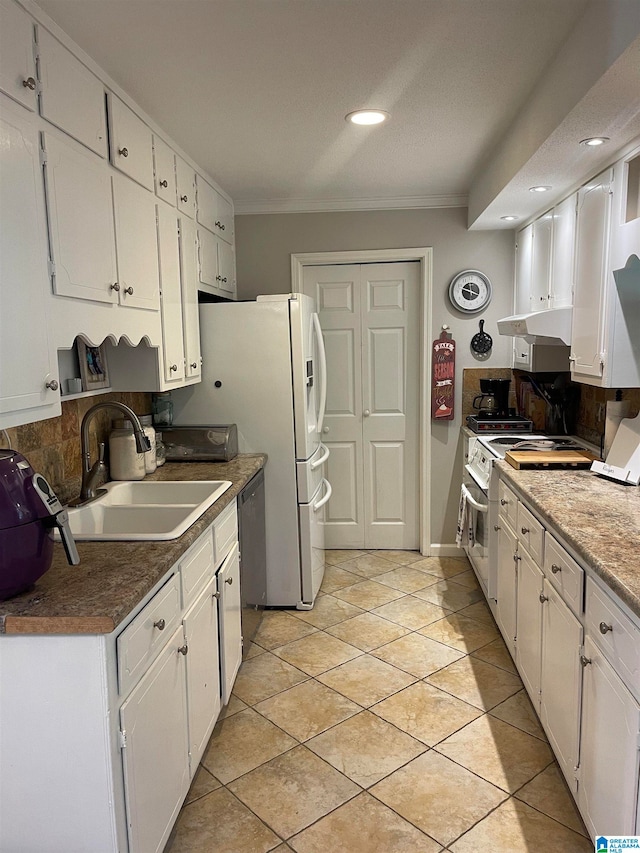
top-left (448, 270), bottom-right (492, 314)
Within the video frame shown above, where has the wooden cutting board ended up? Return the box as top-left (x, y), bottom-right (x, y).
top-left (505, 450), bottom-right (598, 469)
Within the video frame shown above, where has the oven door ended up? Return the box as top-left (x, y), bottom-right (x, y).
top-left (460, 475), bottom-right (489, 591)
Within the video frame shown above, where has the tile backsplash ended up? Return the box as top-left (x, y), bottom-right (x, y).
top-left (1, 392), bottom-right (152, 505)
top-left (575, 386), bottom-right (640, 449)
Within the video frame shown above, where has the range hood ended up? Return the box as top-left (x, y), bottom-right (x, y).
top-left (497, 307), bottom-right (572, 346)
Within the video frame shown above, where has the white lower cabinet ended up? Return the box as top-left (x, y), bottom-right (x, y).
top-left (217, 542), bottom-right (242, 705)
top-left (496, 519), bottom-right (518, 658)
top-left (578, 635), bottom-right (640, 837)
top-left (515, 548), bottom-right (543, 706)
top-left (120, 625), bottom-right (191, 853)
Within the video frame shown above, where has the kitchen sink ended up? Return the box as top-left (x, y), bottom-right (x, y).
top-left (59, 480), bottom-right (233, 541)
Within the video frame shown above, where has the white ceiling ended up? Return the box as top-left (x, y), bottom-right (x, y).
top-left (33, 0), bottom-right (640, 226)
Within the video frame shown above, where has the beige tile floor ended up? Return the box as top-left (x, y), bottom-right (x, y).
top-left (164, 550), bottom-right (591, 853)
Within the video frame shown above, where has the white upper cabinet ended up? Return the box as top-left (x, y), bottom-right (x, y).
top-left (153, 136), bottom-right (177, 206)
top-left (550, 194), bottom-right (576, 308)
top-left (570, 167), bottom-right (613, 380)
top-left (0, 0), bottom-right (37, 111)
top-left (42, 130), bottom-right (118, 305)
top-left (107, 93), bottom-right (154, 191)
top-left (176, 155), bottom-right (196, 219)
top-left (196, 174), bottom-right (233, 243)
top-left (0, 102), bottom-right (59, 428)
top-left (530, 213), bottom-right (553, 311)
top-left (157, 203), bottom-right (186, 383)
top-left (513, 224), bottom-right (533, 369)
top-left (197, 227), bottom-right (236, 300)
top-left (112, 174), bottom-right (160, 311)
top-left (179, 217), bottom-right (202, 380)
top-left (36, 28), bottom-right (107, 158)
top-left (217, 238), bottom-right (236, 297)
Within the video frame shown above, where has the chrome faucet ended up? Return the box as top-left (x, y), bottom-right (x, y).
top-left (74, 402), bottom-right (151, 505)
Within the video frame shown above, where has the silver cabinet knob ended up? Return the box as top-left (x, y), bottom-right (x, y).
top-left (190, 362), bottom-right (198, 369)
top-left (539, 593), bottom-right (548, 604)
top-left (580, 655), bottom-right (592, 667)
top-left (514, 554), bottom-right (521, 562)
top-left (500, 499), bottom-right (508, 506)
top-left (23, 77), bottom-right (37, 90)
top-left (551, 564), bottom-right (562, 574)
top-left (180, 194), bottom-right (188, 202)
top-left (599, 622), bottom-right (613, 635)
top-left (494, 525), bottom-right (501, 531)
top-left (45, 379), bottom-right (59, 391)
top-left (110, 283), bottom-right (120, 292)
top-left (159, 179), bottom-right (168, 188)
top-left (118, 147), bottom-right (129, 157)
top-left (521, 527), bottom-right (529, 535)
top-left (169, 364), bottom-right (178, 372)
top-left (123, 286), bottom-right (134, 295)
top-left (225, 576), bottom-right (233, 585)
top-left (323, 426), bottom-right (330, 433)
top-left (153, 619), bottom-right (165, 631)
top-left (363, 410), bottom-right (371, 417)
top-left (216, 275), bottom-right (222, 282)
top-left (178, 644), bottom-right (189, 656)
top-left (212, 591), bottom-right (221, 600)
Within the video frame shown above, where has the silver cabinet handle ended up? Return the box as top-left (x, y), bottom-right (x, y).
top-left (599, 622), bottom-right (613, 635)
top-left (110, 283), bottom-right (120, 292)
top-left (153, 619), bottom-right (165, 630)
top-left (178, 644), bottom-right (189, 656)
top-left (45, 379), bottom-right (59, 391)
top-left (521, 527), bottom-right (529, 534)
top-left (225, 576), bottom-right (233, 585)
top-left (159, 179), bottom-right (168, 188)
top-left (23, 77), bottom-right (37, 90)
top-left (539, 593), bottom-right (548, 604)
top-left (551, 564), bottom-right (562, 574)
top-left (580, 655), bottom-right (592, 667)
top-left (169, 364), bottom-right (178, 372)
top-left (118, 147), bottom-right (129, 157)
top-left (123, 286), bottom-right (134, 295)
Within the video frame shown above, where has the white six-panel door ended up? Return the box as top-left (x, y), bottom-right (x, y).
top-left (303, 262), bottom-right (419, 550)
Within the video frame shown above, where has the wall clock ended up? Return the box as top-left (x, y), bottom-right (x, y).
top-left (448, 270), bottom-right (492, 314)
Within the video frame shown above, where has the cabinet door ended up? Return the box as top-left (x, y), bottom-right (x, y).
top-left (183, 577), bottom-right (221, 771)
top-left (37, 28), bottom-right (107, 158)
top-left (157, 204), bottom-right (185, 383)
top-left (551, 194), bottom-right (576, 308)
top-left (108, 93), bottom-right (154, 191)
top-left (515, 548), bottom-right (543, 708)
top-left (571, 168), bottom-right (613, 379)
top-left (176, 155), bottom-right (196, 218)
top-left (217, 542), bottom-right (242, 706)
top-left (179, 217), bottom-right (202, 380)
top-left (0, 103), bottom-right (59, 427)
top-left (197, 226), bottom-right (219, 288)
top-left (153, 136), bottom-right (176, 206)
top-left (42, 131), bottom-right (118, 304)
top-left (120, 626), bottom-right (190, 853)
top-left (496, 521), bottom-right (518, 659)
top-left (530, 213), bottom-right (553, 311)
top-left (217, 238), bottom-right (236, 297)
top-left (540, 580), bottom-right (582, 784)
top-left (113, 174), bottom-right (160, 311)
top-left (0, 0), bottom-right (37, 111)
top-left (578, 635), bottom-right (640, 838)
top-left (513, 224), bottom-right (533, 368)
top-left (196, 175), bottom-right (233, 243)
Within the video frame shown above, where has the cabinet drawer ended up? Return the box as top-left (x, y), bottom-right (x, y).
top-left (213, 500), bottom-right (238, 567)
top-left (180, 530), bottom-right (215, 609)
top-left (544, 534), bottom-right (584, 617)
top-left (498, 480), bottom-right (518, 530)
top-left (517, 502), bottom-right (544, 566)
top-left (585, 577), bottom-right (640, 695)
top-left (118, 574), bottom-right (181, 696)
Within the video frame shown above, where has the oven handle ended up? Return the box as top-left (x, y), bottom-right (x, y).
top-left (461, 483), bottom-right (488, 513)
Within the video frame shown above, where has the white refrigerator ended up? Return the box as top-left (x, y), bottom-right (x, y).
top-left (171, 294), bottom-right (331, 608)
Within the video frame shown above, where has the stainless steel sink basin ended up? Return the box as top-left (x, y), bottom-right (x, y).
top-left (59, 480), bottom-right (233, 541)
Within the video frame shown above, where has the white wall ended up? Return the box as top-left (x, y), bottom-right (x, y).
top-left (235, 207), bottom-right (515, 547)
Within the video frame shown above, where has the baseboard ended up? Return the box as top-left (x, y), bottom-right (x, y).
top-left (430, 544), bottom-right (465, 557)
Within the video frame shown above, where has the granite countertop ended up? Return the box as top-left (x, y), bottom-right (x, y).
top-left (496, 461), bottom-right (640, 619)
top-left (0, 455), bottom-right (266, 635)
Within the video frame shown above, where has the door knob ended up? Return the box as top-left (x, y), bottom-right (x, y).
top-left (110, 283), bottom-right (120, 292)
top-left (180, 194), bottom-right (188, 202)
top-left (191, 362), bottom-right (198, 369)
top-left (363, 410), bottom-right (370, 417)
top-left (169, 364), bottom-right (178, 372)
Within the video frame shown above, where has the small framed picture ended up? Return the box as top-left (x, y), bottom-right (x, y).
top-left (77, 339), bottom-right (110, 392)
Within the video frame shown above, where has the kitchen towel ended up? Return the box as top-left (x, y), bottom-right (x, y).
top-left (456, 488), bottom-right (475, 548)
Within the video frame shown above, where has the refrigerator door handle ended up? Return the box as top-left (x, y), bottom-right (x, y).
top-left (313, 478), bottom-right (332, 511)
top-left (310, 443), bottom-right (330, 470)
top-left (312, 312), bottom-right (327, 434)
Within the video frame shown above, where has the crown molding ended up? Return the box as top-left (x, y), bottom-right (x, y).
top-left (234, 193), bottom-right (468, 215)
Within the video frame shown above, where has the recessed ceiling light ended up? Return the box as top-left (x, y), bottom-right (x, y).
top-left (529, 185), bottom-right (552, 193)
top-left (580, 136), bottom-right (610, 147)
top-left (500, 215), bottom-right (519, 221)
top-left (346, 109), bottom-right (389, 126)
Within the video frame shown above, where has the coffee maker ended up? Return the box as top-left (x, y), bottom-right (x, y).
top-left (473, 378), bottom-right (511, 417)
top-left (0, 449), bottom-right (79, 599)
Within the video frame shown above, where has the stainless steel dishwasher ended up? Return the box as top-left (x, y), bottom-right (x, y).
top-left (238, 468), bottom-right (266, 656)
